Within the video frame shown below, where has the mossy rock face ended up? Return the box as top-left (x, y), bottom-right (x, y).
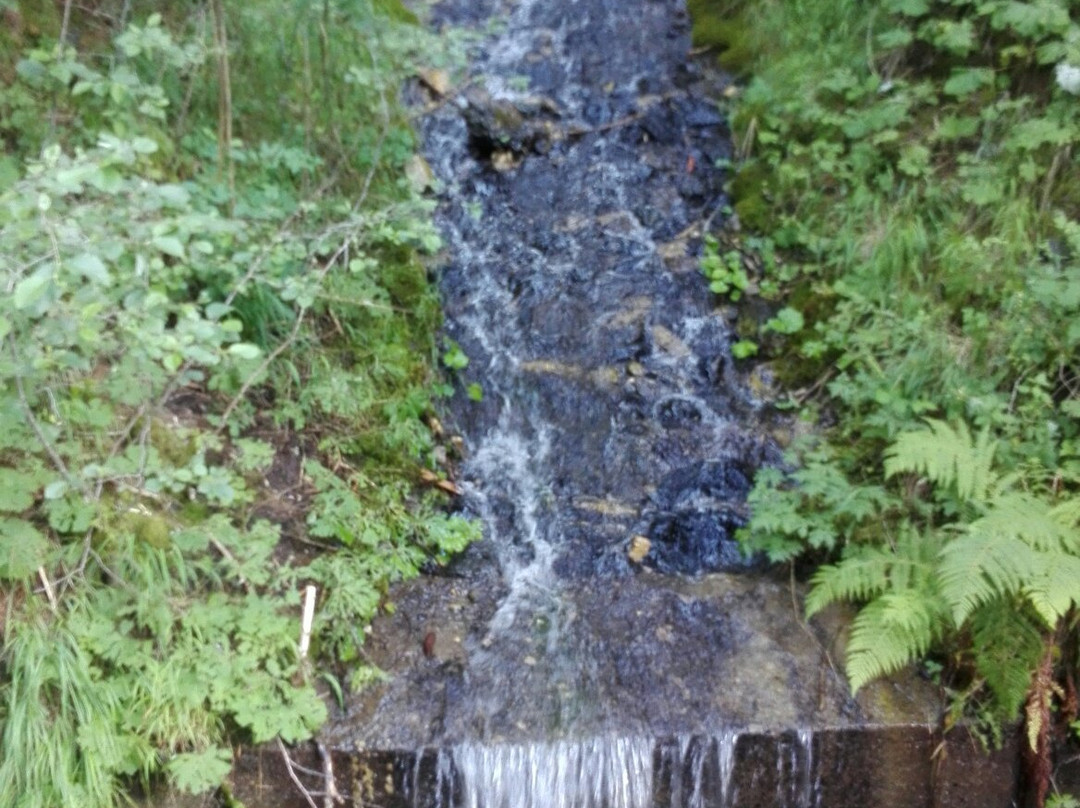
top-left (733, 195), bottom-right (769, 232)
top-left (686, 0), bottom-right (755, 74)
top-left (729, 162), bottom-right (773, 232)
top-left (379, 248), bottom-right (430, 309)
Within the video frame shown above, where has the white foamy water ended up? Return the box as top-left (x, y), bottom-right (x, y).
top-left (451, 737), bottom-right (655, 808)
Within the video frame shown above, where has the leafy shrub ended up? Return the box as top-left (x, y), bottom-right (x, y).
top-left (702, 0), bottom-right (1080, 763)
top-left (0, 4), bottom-right (477, 806)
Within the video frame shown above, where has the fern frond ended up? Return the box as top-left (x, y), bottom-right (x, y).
top-left (846, 591), bottom-right (940, 692)
top-left (980, 492), bottom-right (1074, 552)
top-left (1024, 552), bottom-right (1080, 628)
top-left (938, 527), bottom-right (1041, 627)
top-left (884, 419), bottom-right (997, 503)
top-left (1051, 499), bottom-right (1080, 551)
top-left (806, 529), bottom-right (940, 617)
top-left (971, 601), bottom-right (1044, 722)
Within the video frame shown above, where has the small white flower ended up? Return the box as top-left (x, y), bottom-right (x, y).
top-left (1055, 63), bottom-right (1080, 95)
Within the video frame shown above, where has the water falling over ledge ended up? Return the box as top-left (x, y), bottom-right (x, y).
top-left (225, 0), bottom-right (1024, 802)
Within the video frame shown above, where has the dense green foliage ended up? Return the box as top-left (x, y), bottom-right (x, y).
top-left (696, 0), bottom-right (1080, 750)
top-left (0, 1), bottom-right (476, 805)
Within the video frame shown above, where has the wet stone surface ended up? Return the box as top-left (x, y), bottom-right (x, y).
top-left (319, 0), bottom-right (942, 755)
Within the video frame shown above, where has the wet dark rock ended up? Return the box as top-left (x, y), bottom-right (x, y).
top-left (309, 3), bottom-right (967, 801)
top-left (645, 509), bottom-right (747, 574)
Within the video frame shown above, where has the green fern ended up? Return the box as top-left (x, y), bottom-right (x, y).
top-left (971, 601), bottom-right (1046, 723)
top-left (846, 588), bottom-right (945, 692)
top-left (884, 418), bottom-right (997, 503)
top-left (806, 527), bottom-right (941, 617)
top-left (939, 492), bottom-right (1080, 627)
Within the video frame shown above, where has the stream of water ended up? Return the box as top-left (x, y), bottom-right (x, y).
top-left (319, 0), bottom-right (937, 804)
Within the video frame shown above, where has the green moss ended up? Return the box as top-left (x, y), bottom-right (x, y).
top-left (729, 162), bottom-right (774, 231)
top-left (371, 0), bottom-right (418, 24)
top-left (16, 0), bottom-right (60, 40)
top-left (687, 0), bottom-right (756, 73)
top-left (132, 514), bottom-right (173, 549)
top-left (149, 419), bottom-right (198, 468)
top-left (379, 248), bottom-right (430, 309)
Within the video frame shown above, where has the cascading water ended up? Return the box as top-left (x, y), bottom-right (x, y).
top-left (316, 0), bottom-right (953, 805)
top-left (400, 731), bottom-right (819, 808)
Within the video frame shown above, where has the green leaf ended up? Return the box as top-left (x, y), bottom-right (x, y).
top-left (765, 306), bottom-right (804, 334)
top-left (935, 115), bottom-right (979, 141)
top-left (167, 747), bottom-right (233, 794)
top-left (884, 419), bottom-right (997, 503)
top-left (897, 143), bottom-right (931, 177)
top-left (942, 68), bottom-right (994, 97)
top-left (731, 339), bottom-right (758, 359)
top-left (43, 480), bottom-right (68, 500)
top-left (466, 382), bottom-right (484, 401)
top-left (13, 268), bottom-right (52, 310)
top-left (846, 591), bottom-right (939, 692)
top-left (939, 522), bottom-right (1040, 626)
top-left (0, 468), bottom-right (43, 512)
top-left (1007, 117), bottom-right (1075, 151)
top-left (152, 235), bottom-right (186, 258)
top-left (69, 252), bottom-right (110, 283)
top-left (44, 495), bottom-right (96, 534)
top-left (227, 342), bottom-right (261, 360)
top-left (0, 517), bottom-right (49, 579)
top-left (441, 341), bottom-right (469, 370)
top-left (131, 137), bottom-right (159, 154)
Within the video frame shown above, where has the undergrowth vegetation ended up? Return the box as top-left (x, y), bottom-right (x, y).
top-left (0, 1), bottom-right (476, 805)
top-left (692, 0), bottom-right (1080, 796)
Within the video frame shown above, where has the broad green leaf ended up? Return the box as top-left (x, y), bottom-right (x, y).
top-left (131, 137), bottom-right (159, 154)
top-left (1007, 117), bottom-right (1075, 150)
top-left (227, 342), bottom-right (261, 359)
top-left (69, 252), bottom-right (110, 283)
top-left (765, 306), bottom-right (804, 334)
top-left (43, 480), bottom-right (68, 500)
top-left (152, 235), bottom-right (186, 258)
top-left (13, 268), bottom-right (52, 310)
top-left (0, 468), bottom-right (42, 512)
top-left (167, 747), bottom-right (233, 794)
top-left (942, 67), bottom-right (994, 97)
top-left (44, 495), bottom-right (96, 534)
top-left (934, 115), bottom-right (979, 140)
top-left (0, 517), bottom-right (49, 579)
top-left (205, 302), bottom-right (231, 321)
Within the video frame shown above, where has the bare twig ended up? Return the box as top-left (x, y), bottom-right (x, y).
top-left (37, 567), bottom-right (58, 612)
top-left (299, 585), bottom-right (317, 659)
top-left (317, 742), bottom-right (342, 808)
top-left (209, 537), bottom-right (250, 592)
top-left (277, 738), bottom-right (320, 808)
top-left (59, 0), bottom-right (74, 46)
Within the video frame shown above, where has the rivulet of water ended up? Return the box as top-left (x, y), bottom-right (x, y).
top-left (319, 0), bottom-right (940, 799)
